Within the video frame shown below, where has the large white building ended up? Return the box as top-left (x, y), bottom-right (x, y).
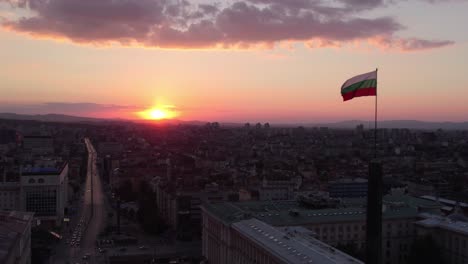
top-left (20, 162), bottom-right (68, 226)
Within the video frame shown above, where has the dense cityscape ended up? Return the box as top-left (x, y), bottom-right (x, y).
top-left (1, 117), bottom-right (467, 264)
top-left (2, 0), bottom-right (468, 262)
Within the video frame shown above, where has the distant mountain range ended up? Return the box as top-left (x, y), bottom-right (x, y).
top-left (1, 113), bottom-right (467, 130)
top-left (312, 120), bottom-right (468, 130)
top-left (0, 113), bottom-right (102, 123)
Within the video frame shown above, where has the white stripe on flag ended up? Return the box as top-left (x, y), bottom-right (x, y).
top-left (341, 70), bottom-right (377, 90)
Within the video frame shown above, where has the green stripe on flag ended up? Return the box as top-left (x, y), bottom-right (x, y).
top-left (341, 79), bottom-right (377, 94)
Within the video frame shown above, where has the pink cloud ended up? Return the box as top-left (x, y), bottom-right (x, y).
top-left (0, 0), bottom-right (455, 51)
top-left (369, 35), bottom-right (455, 51)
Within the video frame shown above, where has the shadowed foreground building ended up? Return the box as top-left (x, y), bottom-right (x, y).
top-left (0, 211), bottom-right (34, 264)
top-left (415, 213), bottom-right (468, 264)
top-left (203, 217), bottom-right (363, 264)
top-left (202, 194), bottom-right (441, 264)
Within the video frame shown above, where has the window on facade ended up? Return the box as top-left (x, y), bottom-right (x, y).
top-left (25, 188), bottom-right (57, 216)
top-left (38, 178), bottom-right (45, 183)
top-left (28, 178), bottom-right (35, 183)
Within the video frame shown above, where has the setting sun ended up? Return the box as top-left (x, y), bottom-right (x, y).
top-left (138, 106), bottom-right (178, 120)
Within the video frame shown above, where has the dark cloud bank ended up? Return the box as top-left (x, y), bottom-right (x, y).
top-left (0, 0), bottom-right (456, 50)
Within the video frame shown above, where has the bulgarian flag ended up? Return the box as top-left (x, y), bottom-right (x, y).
top-left (341, 70), bottom-right (377, 101)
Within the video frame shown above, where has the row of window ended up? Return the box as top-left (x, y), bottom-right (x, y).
top-left (314, 224), bottom-right (365, 234)
top-left (25, 189), bottom-right (57, 216)
top-left (441, 233), bottom-right (468, 252)
top-left (28, 178), bottom-right (45, 184)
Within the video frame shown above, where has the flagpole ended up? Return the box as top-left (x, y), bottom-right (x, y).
top-left (374, 68), bottom-right (378, 159)
top-left (366, 67), bottom-right (382, 264)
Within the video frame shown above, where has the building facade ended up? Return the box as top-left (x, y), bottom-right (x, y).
top-left (202, 194), bottom-right (441, 264)
top-left (415, 214), bottom-right (468, 264)
top-left (0, 166), bottom-right (21, 211)
top-left (202, 211), bottom-right (363, 264)
top-left (0, 211), bottom-right (34, 264)
top-left (22, 136), bottom-right (53, 155)
top-left (328, 178), bottom-right (368, 198)
top-left (20, 163), bottom-right (68, 226)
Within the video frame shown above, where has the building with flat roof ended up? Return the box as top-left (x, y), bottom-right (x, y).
top-left (202, 194), bottom-right (441, 264)
top-left (419, 195), bottom-right (468, 215)
top-left (0, 210), bottom-right (34, 264)
top-left (228, 218), bottom-right (363, 264)
top-left (20, 162), bottom-right (68, 226)
top-left (22, 135), bottom-right (53, 155)
top-left (98, 142), bottom-right (123, 156)
top-left (328, 178), bottom-right (368, 198)
top-left (415, 213), bottom-right (468, 264)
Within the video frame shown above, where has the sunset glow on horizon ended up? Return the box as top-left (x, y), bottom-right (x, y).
top-left (1, 0), bottom-right (468, 123)
top-left (137, 106), bottom-right (179, 121)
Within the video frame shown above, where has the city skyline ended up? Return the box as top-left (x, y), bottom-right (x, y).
top-left (1, 0), bottom-right (468, 123)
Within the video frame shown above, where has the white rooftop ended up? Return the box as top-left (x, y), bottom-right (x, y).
top-left (232, 218), bottom-right (363, 264)
top-left (417, 214), bottom-right (468, 236)
top-left (420, 195), bottom-right (468, 208)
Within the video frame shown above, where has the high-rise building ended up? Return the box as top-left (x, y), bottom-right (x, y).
top-left (20, 162), bottom-right (68, 226)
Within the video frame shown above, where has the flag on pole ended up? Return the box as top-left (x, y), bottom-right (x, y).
top-left (341, 70), bottom-right (377, 101)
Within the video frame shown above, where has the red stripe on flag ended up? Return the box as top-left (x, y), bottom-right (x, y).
top-left (342, 87), bottom-right (376, 101)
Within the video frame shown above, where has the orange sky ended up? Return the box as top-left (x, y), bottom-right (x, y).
top-left (1, 1), bottom-right (468, 123)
